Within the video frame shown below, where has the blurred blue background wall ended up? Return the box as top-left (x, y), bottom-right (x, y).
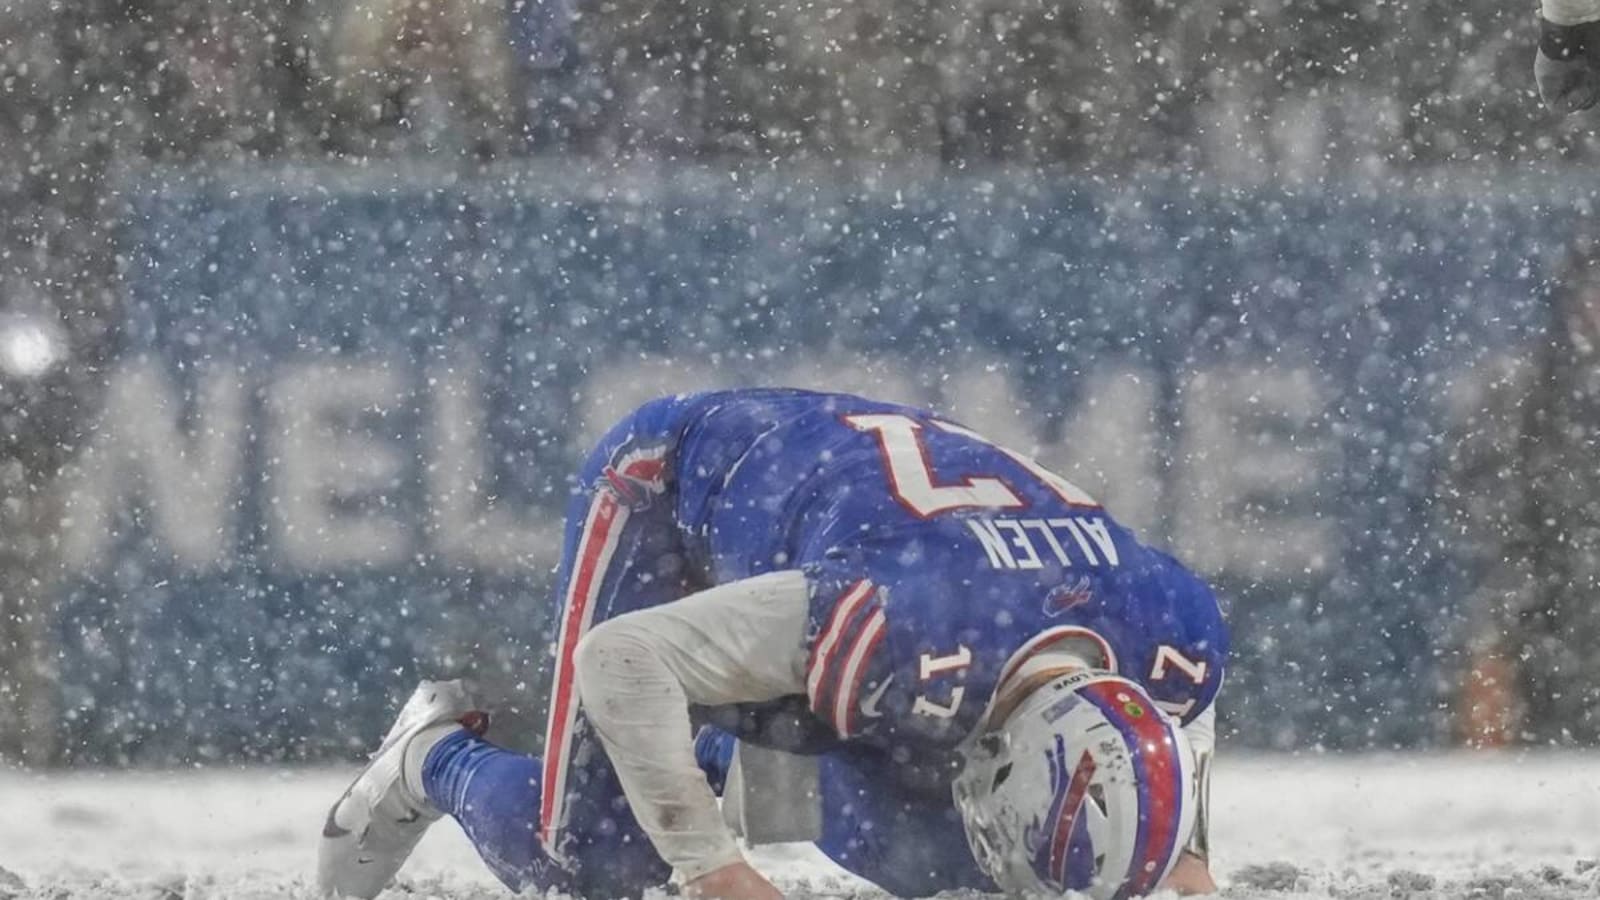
top-left (48, 168), bottom-right (1561, 763)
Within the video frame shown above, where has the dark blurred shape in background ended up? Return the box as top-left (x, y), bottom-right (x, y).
top-left (1448, 236), bottom-right (1600, 748)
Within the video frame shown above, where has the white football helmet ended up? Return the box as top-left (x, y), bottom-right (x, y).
top-left (953, 670), bottom-right (1197, 900)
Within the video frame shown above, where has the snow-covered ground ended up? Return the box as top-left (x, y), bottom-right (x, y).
top-left (3, 753), bottom-right (1599, 899)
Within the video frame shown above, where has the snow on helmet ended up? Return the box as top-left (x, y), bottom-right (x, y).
top-left (953, 670), bottom-right (1197, 900)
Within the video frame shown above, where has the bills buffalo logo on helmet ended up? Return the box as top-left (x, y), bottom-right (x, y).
top-left (1023, 734), bottom-right (1103, 892)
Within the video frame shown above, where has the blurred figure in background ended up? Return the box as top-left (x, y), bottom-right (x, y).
top-left (505, 0), bottom-right (581, 149)
top-left (1535, 0), bottom-right (1600, 114)
top-left (327, 0), bottom-right (521, 157)
top-left (1449, 236), bottom-right (1600, 746)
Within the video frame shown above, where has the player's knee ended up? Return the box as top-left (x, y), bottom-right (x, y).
top-left (573, 616), bottom-right (655, 712)
top-left (572, 622), bottom-right (611, 699)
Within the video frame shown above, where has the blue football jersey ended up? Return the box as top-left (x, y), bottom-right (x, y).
top-left (663, 389), bottom-right (1228, 765)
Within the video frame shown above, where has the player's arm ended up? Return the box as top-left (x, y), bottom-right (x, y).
top-left (573, 570), bottom-right (811, 899)
top-left (1162, 703), bottom-right (1218, 895)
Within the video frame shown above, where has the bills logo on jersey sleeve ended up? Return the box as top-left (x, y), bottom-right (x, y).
top-left (1043, 576), bottom-right (1095, 617)
top-left (601, 440), bottom-right (671, 511)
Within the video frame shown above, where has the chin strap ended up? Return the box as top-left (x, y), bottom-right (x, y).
top-left (1184, 745), bottom-right (1213, 861)
top-left (1180, 703), bottom-right (1217, 862)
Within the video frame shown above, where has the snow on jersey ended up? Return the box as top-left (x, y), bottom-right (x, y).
top-left (662, 389), bottom-right (1228, 770)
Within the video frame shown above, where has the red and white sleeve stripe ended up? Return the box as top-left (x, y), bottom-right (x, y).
top-left (805, 579), bottom-right (888, 739)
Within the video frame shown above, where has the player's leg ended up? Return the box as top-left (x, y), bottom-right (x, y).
top-left (416, 397), bottom-right (716, 897)
top-left (319, 396), bottom-right (712, 898)
top-left (535, 395), bottom-right (716, 875)
top-left (317, 679), bottom-right (495, 899)
top-left (414, 726), bottom-right (695, 895)
top-left (813, 745), bottom-right (995, 897)
top-left (317, 684), bottom-right (689, 899)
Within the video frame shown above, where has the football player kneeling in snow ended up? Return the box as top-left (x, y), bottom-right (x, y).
top-left (317, 389), bottom-right (1229, 900)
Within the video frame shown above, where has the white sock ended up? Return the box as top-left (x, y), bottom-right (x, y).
top-left (401, 722), bottom-right (465, 812)
top-left (1544, 0), bottom-right (1600, 27)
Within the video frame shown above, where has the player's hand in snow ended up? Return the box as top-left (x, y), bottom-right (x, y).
top-left (1160, 851), bottom-right (1218, 895)
top-left (684, 861), bottom-right (784, 900)
top-left (1537, 17), bottom-right (1600, 114)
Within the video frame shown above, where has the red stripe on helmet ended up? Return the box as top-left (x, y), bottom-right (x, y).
top-left (1080, 680), bottom-right (1187, 899)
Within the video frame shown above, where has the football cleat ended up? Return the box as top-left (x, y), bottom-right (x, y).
top-left (317, 679), bottom-right (488, 899)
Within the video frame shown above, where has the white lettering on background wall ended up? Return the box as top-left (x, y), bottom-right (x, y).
top-left (60, 360), bottom-right (243, 570)
top-left (574, 352), bottom-right (926, 450)
top-left (1056, 368), bottom-right (1162, 535)
top-left (269, 361), bottom-right (411, 569)
top-left (938, 362), bottom-right (1039, 454)
top-left (575, 356), bottom-right (721, 450)
top-left (60, 352), bottom-right (1343, 583)
top-left (427, 352), bottom-right (557, 570)
top-left (1174, 365), bottom-right (1337, 577)
top-left (61, 355), bottom-right (558, 575)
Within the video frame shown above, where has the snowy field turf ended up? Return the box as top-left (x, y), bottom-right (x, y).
top-left (3, 754), bottom-right (1600, 900)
